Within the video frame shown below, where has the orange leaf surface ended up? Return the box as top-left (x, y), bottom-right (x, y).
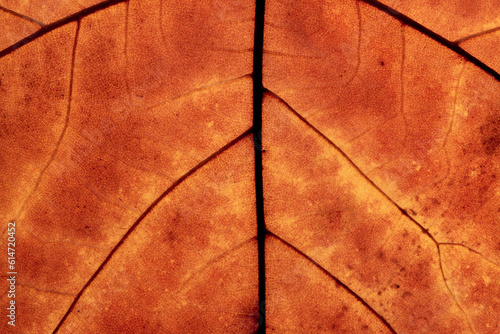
top-left (1, 0), bottom-right (499, 333)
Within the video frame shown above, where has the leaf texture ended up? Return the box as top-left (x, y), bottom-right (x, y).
top-left (0, 0), bottom-right (499, 333)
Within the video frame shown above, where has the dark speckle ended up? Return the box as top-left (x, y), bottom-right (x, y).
top-left (377, 250), bottom-right (385, 259)
top-left (380, 60), bottom-right (385, 66)
top-left (480, 113), bottom-right (500, 155)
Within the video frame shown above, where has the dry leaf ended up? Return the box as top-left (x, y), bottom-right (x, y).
top-left (1, 0), bottom-right (498, 333)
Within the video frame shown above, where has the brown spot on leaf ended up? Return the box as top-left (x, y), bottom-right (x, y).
top-left (480, 112), bottom-right (500, 155)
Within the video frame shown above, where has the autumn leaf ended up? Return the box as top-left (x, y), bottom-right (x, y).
top-left (1, 0), bottom-right (499, 333)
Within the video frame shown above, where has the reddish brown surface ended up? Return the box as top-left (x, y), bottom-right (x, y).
top-left (381, 0), bottom-right (500, 91)
top-left (0, 0), bottom-right (104, 50)
top-left (0, 0), bottom-right (102, 24)
top-left (263, 0), bottom-right (499, 332)
top-left (57, 137), bottom-right (258, 333)
top-left (1, 0), bottom-right (499, 333)
top-left (1, 0), bottom-right (254, 332)
top-left (262, 95), bottom-right (469, 333)
top-left (266, 236), bottom-right (393, 333)
top-left (380, 0), bottom-right (500, 41)
top-left (0, 10), bottom-right (39, 50)
top-left (377, 0), bottom-right (500, 83)
top-left (460, 32), bottom-right (500, 74)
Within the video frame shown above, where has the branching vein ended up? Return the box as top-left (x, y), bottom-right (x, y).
top-left (0, 5), bottom-right (45, 27)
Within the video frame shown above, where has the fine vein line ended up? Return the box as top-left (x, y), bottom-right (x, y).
top-left (180, 237), bottom-right (256, 290)
top-left (0, 5), bottom-right (46, 27)
top-left (440, 243), bottom-right (500, 269)
top-left (17, 282), bottom-right (74, 297)
top-left (14, 21), bottom-right (80, 220)
top-left (454, 26), bottom-right (500, 44)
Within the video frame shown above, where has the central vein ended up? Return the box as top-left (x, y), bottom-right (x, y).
top-left (252, 0), bottom-right (266, 332)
